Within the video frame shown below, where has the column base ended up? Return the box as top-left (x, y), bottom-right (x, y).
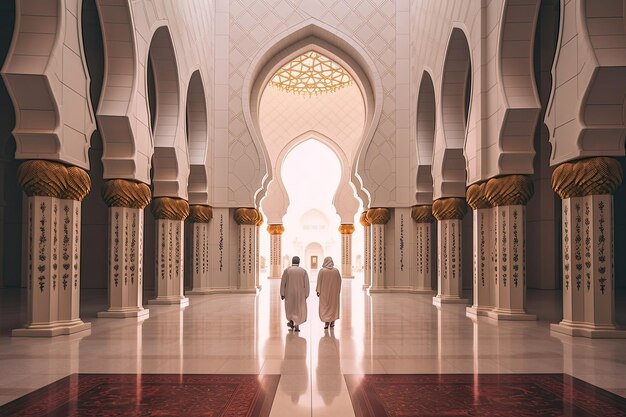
top-left (487, 309), bottom-right (536, 321)
top-left (550, 321), bottom-right (626, 338)
top-left (188, 288), bottom-right (258, 295)
top-left (12, 320), bottom-right (91, 337)
top-left (432, 295), bottom-right (469, 307)
top-left (98, 308), bottom-right (149, 319)
top-left (149, 296), bottom-right (189, 306)
top-left (466, 305), bottom-right (493, 318)
top-left (409, 288), bottom-right (435, 295)
top-left (343, 275), bottom-right (355, 279)
top-left (267, 276), bottom-right (281, 279)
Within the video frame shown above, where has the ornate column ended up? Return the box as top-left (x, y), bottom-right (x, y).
top-left (551, 157), bottom-right (625, 337)
top-left (432, 198), bottom-right (468, 306)
top-left (360, 212), bottom-right (371, 289)
top-left (98, 179), bottom-right (151, 318)
top-left (466, 183), bottom-right (493, 317)
top-left (410, 205), bottom-right (435, 293)
top-left (149, 197), bottom-right (190, 306)
top-left (267, 224), bottom-right (284, 278)
top-left (366, 208), bottom-right (390, 292)
top-left (255, 213), bottom-right (263, 289)
top-left (339, 224), bottom-right (355, 278)
top-left (187, 205), bottom-right (213, 295)
top-left (484, 175), bottom-right (535, 320)
top-left (14, 160), bottom-right (91, 336)
top-left (234, 208), bottom-right (261, 293)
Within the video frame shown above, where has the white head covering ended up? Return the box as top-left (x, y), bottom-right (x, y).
top-left (322, 256), bottom-right (334, 269)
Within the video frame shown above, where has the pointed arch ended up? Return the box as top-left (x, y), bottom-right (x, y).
top-left (148, 25), bottom-right (188, 199)
top-left (186, 70), bottom-right (209, 205)
top-left (242, 20), bottom-right (383, 208)
top-left (416, 70), bottom-right (436, 204)
top-left (433, 27), bottom-right (472, 199)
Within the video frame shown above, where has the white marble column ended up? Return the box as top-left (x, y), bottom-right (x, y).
top-left (432, 198), bottom-right (468, 306)
top-left (466, 183), bottom-right (493, 317)
top-left (255, 213), bottom-right (263, 289)
top-left (235, 208), bottom-right (261, 293)
top-left (98, 180), bottom-right (151, 318)
top-left (268, 224), bottom-right (284, 278)
top-left (485, 175), bottom-right (535, 321)
top-left (360, 212), bottom-right (371, 289)
top-left (410, 205), bottom-right (435, 293)
top-left (149, 197), bottom-right (189, 306)
top-left (187, 205), bottom-right (213, 295)
top-left (366, 208), bottom-right (390, 292)
top-left (14, 160), bottom-right (91, 336)
top-left (339, 224), bottom-right (355, 278)
top-left (551, 157), bottom-right (625, 338)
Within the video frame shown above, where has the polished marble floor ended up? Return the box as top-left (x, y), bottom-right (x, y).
top-left (0, 276), bottom-right (625, 416)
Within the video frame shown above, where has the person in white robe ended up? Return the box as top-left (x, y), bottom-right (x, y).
top-left (280, 256), bottom-right (310, 332)
top-left (316, 256), bottom-right (342, 329)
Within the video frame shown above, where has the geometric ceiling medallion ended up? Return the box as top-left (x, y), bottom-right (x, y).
top-left (269, 50), bottom-right (352, 96)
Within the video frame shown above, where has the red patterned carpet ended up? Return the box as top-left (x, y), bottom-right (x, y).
top-left (0, 374), bottom-right (279, 417)
top-left (345, 374), bottom-right (626, 417)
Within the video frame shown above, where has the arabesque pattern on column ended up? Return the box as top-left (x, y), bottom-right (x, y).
top-left (98, 179), bottom-right (151, 318)
top-left (432, 198), bottom-right (468, 306)
top-left (466, 182), bottom-right (493, 317)
top-left (360, 212), bottom-right (371, 289)
top-left (410, 205), bottom-right (435, 294)
top-left (149, 197), bottom-right (190, 306)
top-left (187, 205), bottom-right (213, 295)
top-left (255, 212), bottom-right (263, 289)
top-left (14, 160), bottom-right (92, 336)
top-left (339, 224), bottom-right (355, 278)
top-left (366, 208), bottom-right (390, 292)
top-left (551, 157), bottom-right (625, 338)
top-left (483, 175), bottom-right (535, 321)
top-left (235, 208), bottom-right (261, 293)
top-left (267, 224), bottom-right (285, 278)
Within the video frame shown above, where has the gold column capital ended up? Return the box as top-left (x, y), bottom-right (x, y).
top-left (339, 224), bottom-right (355, 234)
top-left (18, 159), bottom-right (68, 198)
top-left (267, 224), bottom-right (285, 235)
top-left (466, 182), bottom-right (491, 210)
top-left (62, 166), bottom-right (92, 201)
top-left (234, 208), bottom-right (261, 225)
top-left (101, 179), bottom-right (151, 209)
top-left (552, 157), bottom-right (623, 199)
top-left (151, 197), bottom-right (189, 220)
top-left (411, 205), bottom-right (435, 223)
top-left (188, 205), bottom-right (213, 223)
top-left (366, 208), bottom-right (390, 225)
top-left (359, 211), bottom-right (370, 227)
top-left (256, 211), bottom-right (264, 226)
top-left (484, 175), bottom-right (534, 207)
top-left (432, 198), bottom-right (467, 220)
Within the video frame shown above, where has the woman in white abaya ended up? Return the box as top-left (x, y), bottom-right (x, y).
top-left (316, 256), bottom-right (342, 329)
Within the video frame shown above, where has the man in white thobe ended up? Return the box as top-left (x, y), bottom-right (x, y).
top-left (316, 256), bottom-right (342, 329)
top-left (280, 256), bottom-right (310, 332)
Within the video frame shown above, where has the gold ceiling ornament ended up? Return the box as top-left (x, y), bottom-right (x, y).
top-left (269, 51), bottom-right (353, 96)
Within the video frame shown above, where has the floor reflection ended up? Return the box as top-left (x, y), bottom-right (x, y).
top-left (316, 329), bottom-right (341, 406)
top-left (280, 332), bottom-right (308, 404)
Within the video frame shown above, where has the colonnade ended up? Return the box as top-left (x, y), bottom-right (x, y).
top-left (11, 157), bottom-right (625, 339)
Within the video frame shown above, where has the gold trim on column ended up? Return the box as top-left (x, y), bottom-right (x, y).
top-left (234, 208), bottom-right (261, 225)
top-left (338, 224), bottom-right (355, 234)
top-left (484, 175), bottom-right (533, 207)
top-left (366, 208), bottom-right (390, 225)
top-left (151, 197), bottom-right (190, 220)
top-left (466, 182), bottom-right (491, 210)
top-left (411, 205), bottom-right (435, 223)
top-left (18, 160), bottom-right (68, 198)
top-left (188, 205), bottom-right (213, 223)
top-left (359, 211), bottom-right (370, 227)
top-left (256, 211), bottom-right (264, 226)
top-left (62, 166), bottom-right (92, 201)
top-left (101, 179), bottom-right (152, 209)
top-left (267, 224), bottom-right (285, 235)
top-left (552, 157), bottom-right (623, 198)
top-left (432, 198), bottom-right (467, 221)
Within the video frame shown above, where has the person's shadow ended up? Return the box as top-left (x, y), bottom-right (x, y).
top-left (280, 332), bottom-right (308, 404)
top-left (316, 330), bottom-right (342, 405)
